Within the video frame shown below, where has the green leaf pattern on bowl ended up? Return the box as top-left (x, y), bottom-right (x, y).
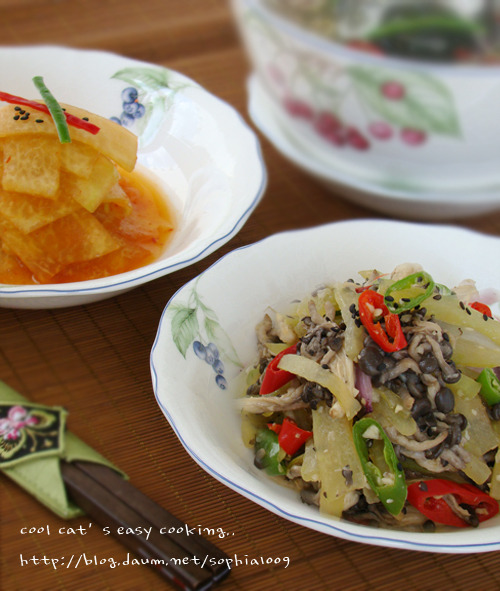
top-left (168, 279), bottom-right (242, 389)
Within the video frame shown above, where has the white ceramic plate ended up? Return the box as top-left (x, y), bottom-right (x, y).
top-left (247, 74), bottom-right (500, 221)
top-left (0, 46), bottom-right (265, 308)
top-left (151, 219), bottom-right (500, 553)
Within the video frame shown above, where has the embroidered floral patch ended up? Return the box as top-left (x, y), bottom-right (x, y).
top-left (0, 403), bottom-right (67, 468)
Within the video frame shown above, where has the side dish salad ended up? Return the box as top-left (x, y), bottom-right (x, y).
top-left (240, 264), bottom-right (500, 531)
top-left (0, 78), bottom-right (173, 284)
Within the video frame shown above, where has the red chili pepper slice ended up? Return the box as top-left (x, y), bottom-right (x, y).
top-left (358, 289), bottom-right (407, 353)
top-left (470, 301), bottom-right (493, 318)
top-left (273, 417), bottom-right (312, 456)
top-left (0, 91), bottom-right (100, 135)
top-left (260, 344), bottom-right (298, 395)
top-left (407, 479), bottom-right (499, 528)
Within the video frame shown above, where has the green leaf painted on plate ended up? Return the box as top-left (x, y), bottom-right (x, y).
top-left (204, 317), bottom-right (242, 367)
top-left (111, 66), bottom-right (171, 92)
top-left (171, 306), bottom-right (199, 358)
top-left (348, 66), bottom-right (461, 137)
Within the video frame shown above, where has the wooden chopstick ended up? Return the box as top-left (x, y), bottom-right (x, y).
top-left (61, 461), bottom-right (231, 590)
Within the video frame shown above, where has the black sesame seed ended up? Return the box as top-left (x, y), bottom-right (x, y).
top-left (466, 308), bottom-right (472, 315)
top-left (14, 106), bottom-right (21, 111)
top-left (433, 294), bottom-right (442, 300)
top-left (35, 119), bottom-right (44, 123)
top-left (385, 295), bottom-right (394, 302)
top-left (20, 114), bottom-right (29, 120)
top-left (418, 481), bottom-right (428, 491)
top-left (484, 314), bottom-right (489, 321)
top-left (459, 301), bottom-right (465, 310)
top-left (13, 115), bottom-right (19, 120)
top-left (82, 117), bottom-right (89, 121)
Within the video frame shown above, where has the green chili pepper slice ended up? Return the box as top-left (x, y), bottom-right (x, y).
top-left (254, 429), bottom-right (286, 476)
top-left (352, 417), bottom-right (407, 516)
top-left (384, 271), bottom-right (435, 313)
top-left (477, 368), bottom-right (500, 407)
top-left (32, 76), bottom-right (71, 144)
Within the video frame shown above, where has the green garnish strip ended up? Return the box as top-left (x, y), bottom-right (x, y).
top-left (352, 417), bottom-right (407, 516)
top-left (384, 270), bottom-right (435, 314)
top-left (477, 368), bottom-right (500, 406)
top-left (32, 76), bottom-right (71, 144)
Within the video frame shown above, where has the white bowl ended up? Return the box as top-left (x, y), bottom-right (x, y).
top-left (0, 46), bottom-right (266, 309)
top-left (151, 219), bottom-right (500, 554)
top-left (231, 0), bottom-right (500, 197)
top-left (248, 74), bottom-right (500, 219)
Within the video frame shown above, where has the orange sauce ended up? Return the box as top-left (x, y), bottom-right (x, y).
top-left (0, 168), bottom-right (175, 284)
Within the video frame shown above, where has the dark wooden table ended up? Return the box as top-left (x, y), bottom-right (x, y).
top-left (2, 1), bottom-right (500, 590)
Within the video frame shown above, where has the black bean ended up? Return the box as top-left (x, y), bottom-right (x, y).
top-left (435, 387), bottom-right (455, 413)
top-left (418, 353), bottom-right (439, 373)
top-left (411, 398), bottom-right (432, 419)
top-left (358, 346), bottom-right (385, 376)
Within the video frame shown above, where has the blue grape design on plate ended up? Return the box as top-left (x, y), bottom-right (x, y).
top-left (192, 340), bottom-right (227, 389)
top-left (109, 65), bottom-right (190, 146)
top-left (169, 279), bottom-right (241, 390)
top-left (110, 87), bottom-right (146, 128)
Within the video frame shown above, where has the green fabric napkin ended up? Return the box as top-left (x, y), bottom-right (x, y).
top-left (0, 380), bottom-right (126, 519)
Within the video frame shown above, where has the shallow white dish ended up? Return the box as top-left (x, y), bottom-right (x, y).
top-left (151, 219), bottom-right (500, 554)
top-left (0, 46), bottom-right (266, 309)
top-left (248, 74), bottom-right (500, 220)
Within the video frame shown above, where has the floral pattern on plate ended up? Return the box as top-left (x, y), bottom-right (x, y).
top-left (168, 278), bottom-right (242, 390)
top-left (110, 66), bottom-right (191, 146)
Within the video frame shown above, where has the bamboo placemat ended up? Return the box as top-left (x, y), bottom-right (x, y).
top-left (2, 1), bottom-right (500, 590)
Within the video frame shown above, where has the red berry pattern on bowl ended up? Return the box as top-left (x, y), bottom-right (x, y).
top-left (243, 9), bottom-right (461, 157)
top-left (276, 63), bottom-right (456, 153)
